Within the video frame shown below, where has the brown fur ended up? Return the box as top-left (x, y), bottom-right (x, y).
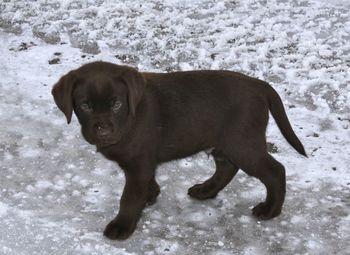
top-left (52, 61), bottom-right (306, 240)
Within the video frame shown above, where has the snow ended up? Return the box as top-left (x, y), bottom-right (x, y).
top-left (1, 0), bottom-right (349, 254)
top-left (0, 202), bottom-right (9, 217)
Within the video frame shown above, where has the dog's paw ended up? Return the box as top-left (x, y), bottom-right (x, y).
top-left (103, 218), bottom-right (136, 240)
top-left (188, 183), bottom-right (217, 200)
top-left (252, 202), bottom-right (281, 220)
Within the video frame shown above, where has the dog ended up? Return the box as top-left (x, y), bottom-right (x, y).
top-left (52, 61), bottom-right (306, 240)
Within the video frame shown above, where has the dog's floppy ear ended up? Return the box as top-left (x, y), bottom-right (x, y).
top-left (51, 71), bottom-right (77, 124)
top-left (121, 68), bottom-right (146, 116)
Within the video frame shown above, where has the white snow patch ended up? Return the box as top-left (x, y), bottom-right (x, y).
top-left (154, 240), bottom-right (180, 254)
top-left (178, 158), bottom-right (194, 168)
top-left (35, 180), bottom-right (53, 189)
top-left (0, 202), bottom-right (9, 217)
top-left (238, 215), bottom-right (251, 224)
top-left (21, 148), bottom-right (42, 158)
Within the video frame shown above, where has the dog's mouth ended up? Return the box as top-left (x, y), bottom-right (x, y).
top-left (95, 131), bottom-right (124, 149)
top-left (81, 127), bottom-right (124, 149)
top-left (95, 138), bottom-right (120, 149)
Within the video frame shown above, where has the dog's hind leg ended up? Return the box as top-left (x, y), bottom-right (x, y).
top-left (188, 149), bottom-right (239, 200)
top-left (229, 146), bottom-right (286, 220)
top-left (249, 154), bottom-right (286, 219)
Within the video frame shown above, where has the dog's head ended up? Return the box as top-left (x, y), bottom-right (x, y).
top-left (52, 61), bottom-right (146, 148)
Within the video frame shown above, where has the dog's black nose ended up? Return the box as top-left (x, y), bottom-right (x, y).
top-left (95, 123), bottom-right (113, 137)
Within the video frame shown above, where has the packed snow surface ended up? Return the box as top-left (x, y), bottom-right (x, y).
top-left (0, 0), bottom-right (349, 254)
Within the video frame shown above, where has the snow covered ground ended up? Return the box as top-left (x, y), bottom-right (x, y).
top-left (0, 0), bottom-right (349, 254)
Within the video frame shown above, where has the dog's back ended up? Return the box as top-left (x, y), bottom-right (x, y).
top-left (142, 71), bottom-right (270, 162)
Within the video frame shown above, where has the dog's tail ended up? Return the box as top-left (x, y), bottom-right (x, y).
top-left (267, 85), bottom-right (307, 157)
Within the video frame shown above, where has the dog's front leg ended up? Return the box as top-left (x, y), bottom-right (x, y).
top-left (103, 164), bottom-right (156, 240)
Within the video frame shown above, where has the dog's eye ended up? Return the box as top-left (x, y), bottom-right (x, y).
top-left (111, 100), bottom-right (122, 113)
top-left (80, 103), bottom-right (92, 112)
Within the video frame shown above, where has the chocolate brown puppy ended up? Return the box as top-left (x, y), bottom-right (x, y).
top-left (52, 61), bottom-right (306, 240)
